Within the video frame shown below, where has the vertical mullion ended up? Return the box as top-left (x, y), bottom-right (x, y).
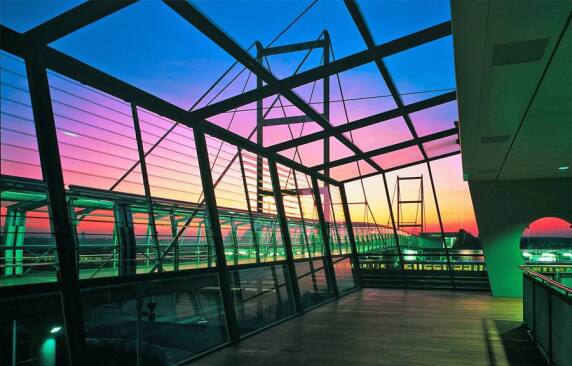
top-left (25, 50), bottom-right (86, 364)
top-left (238, 148), bottom-right (260, 263)
top-left (255, 42), bottom-right (264, 214)
top-left (339, 183), bottom-right (363, 288)
top-left (323, 32), bottom-right (330, 180)
top-left (380, 172), bottom-right (407, 288)
top-left (311, 176), bottom-right (339, 298)
top-left (268, 159), bottom-right (304, 314)
top-left (169, 210), bottom-right (179, 271)
top-left (193, 126), bottom-right (240, 342)
top-left (425, 161), bottom-right (456, 289)
top-left (131, 103), bottom-right (164, 272)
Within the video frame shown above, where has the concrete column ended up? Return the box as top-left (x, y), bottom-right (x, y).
top-left (469, 178), bottom-right (572, 297)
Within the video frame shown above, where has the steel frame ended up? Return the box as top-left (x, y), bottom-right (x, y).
top-left (345, 0), bottom-right (455, 288)
top-left (0, 1), bottom-right (465, 363)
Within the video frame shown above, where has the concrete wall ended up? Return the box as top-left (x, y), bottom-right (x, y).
top-left (469, 178), bottom-right (572, 297)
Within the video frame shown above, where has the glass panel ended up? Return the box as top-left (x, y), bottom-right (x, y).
top-left (1, 184), bottom-right (58, 287)
top-left (48, 71), bottom-right (145, 195)
top-left (162, 207), bottom-right (217, 270)
top-left (385, 36), bottom-right (456, 105)
top-left (81, 273), bottom-right (228, 365)
top-left (231, 264), bottom-right (295, 336)
top-left (277, 165), bottom-right (324, 259)
top-left (360, 0), bottom-right (452, 44)
top-left (69, 197), bottom-right (118, 280)
top-left (137, 107), bottom-right (203, 204)
top-left (330, 62), bottom-right (396, 126)
top-left (371, 145), bottom-right (424, 170)
top-left (320, 183), bottom-right (351, 255)
top-left (342, 117), bottom-right (413, 152)
top-left (409, 100), bottom-right (458, 137)
top-left (0, 292), bottom-right (70, 365)
top-left (0, 52), bottom-right (43, 180)
top-left (295, 259), bottom-right (332, 309)
top-left (329, 160), bottom-right (377, 182)
top-left (423, 135), bottom-right (459, 158)
top-left (353, 223), bottom-right (396, 254)
top-left (52, 1), bottom-right (236, 110)
top-left (333, 256), bottom-right (356, 294)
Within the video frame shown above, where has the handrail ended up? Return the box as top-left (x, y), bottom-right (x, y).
top-left (520, 265), bottom-right (572, 295)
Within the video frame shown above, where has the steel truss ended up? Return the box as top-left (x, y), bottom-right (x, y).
top-left (0, 0), bottom-right (461, 363)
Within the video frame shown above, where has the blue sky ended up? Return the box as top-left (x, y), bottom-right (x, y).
top-left (1, 0), bottom-right (456, 111)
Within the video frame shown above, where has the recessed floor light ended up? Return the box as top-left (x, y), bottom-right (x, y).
top-left (558, 165), bottom-right (569, 171)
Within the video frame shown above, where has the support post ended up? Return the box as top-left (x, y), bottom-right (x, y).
top-left (425, 162), bottom-right (456, 289)
top-left (114, 203), bottom-right (137, 276)
top-left (323, 31), bottom-right (331, 181)
top-left (255, 42), bottom-right (264, 214)
top-left (268, 159), bottom-right (304, 314)
top-left (25, 49), bottom-right (86, 363)
top-left (380, 173), bottom-right (407, 287)
top-left (193, 126), bottom-right (240, 342)
top-left (131, 103), bottom-right (163, 272)
top-left (238, 148), bottom-right (260, 263)
top-left (311, 176), bottom-right (339, 298)
top-left (339, 183), bottom-right (363, 288)
top-left (169, 210), bottom-right (179, 271)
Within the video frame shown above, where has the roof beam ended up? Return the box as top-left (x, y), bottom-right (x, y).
top-left (268, 91), bottom-right (456, 151)
top-left (345, 0), bottom-right (441, 163)
top-left (262, 39), bottom-right (327, 56)
top-left (24, 0), bottom-right (136, 45)
top-left (188, 20), bottom-right (452, 120)
top-left (0, 25), bottom-right (337, 186)
top-left (340, 150), bottom-right (461, 184)
top-left (164, 0), bottom-right (388, 175)
top-left (312, 127), bottom-right (458, 170)
top-left (262, 114), bottom-right (317, 126)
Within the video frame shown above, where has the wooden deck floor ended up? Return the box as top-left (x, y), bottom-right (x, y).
top-left (193, 289), bottom-right (546, 366)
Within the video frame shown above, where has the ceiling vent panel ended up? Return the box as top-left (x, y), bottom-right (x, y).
top-left (491, 38), bottom-right (548, 66)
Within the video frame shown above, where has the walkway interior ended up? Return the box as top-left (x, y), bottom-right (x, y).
top-left (194, 289), bottom-right (546, 366)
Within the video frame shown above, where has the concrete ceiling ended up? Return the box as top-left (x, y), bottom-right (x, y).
top-left (451, 0), bottom-right (572, 181)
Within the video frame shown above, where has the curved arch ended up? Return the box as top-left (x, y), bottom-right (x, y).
top-left (521, 217), bottom-right (572, 264)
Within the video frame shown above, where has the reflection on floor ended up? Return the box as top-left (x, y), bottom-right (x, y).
top-left (194, 288), bottom-right (547, 366)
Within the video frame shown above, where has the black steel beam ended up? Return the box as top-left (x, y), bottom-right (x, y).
top-left (193, 126), bottom-right (240, 342)
top-left (339, 184), bottom-right (362, 288)
top-left (323, 31), bottom-right (331, 179)
top-left (340, 150), bottom-right (461, 184)
top-left (312, 127), bottom-right (458, 170)
top-left (268, 159), bottom-right (304, 314)
top-left (0, 25), bottom-right (338, 186)
top-left (262, 114), bottom-right (318, 126)
top-left (189, 21), bottom-right (452, 120)
top-left (269, 91), bottom-right (456, 151)
top-left (346, 0), bottom-right (457, 286)
top-left (131, 103), bottom-right (164, 272)
top-left (24, 0), bottom-right (136, 45)
top-left (426, 160), bottom-right (456, 289)
top-left (25, 48), bottom-right (86, 363)
top-left (261, 39), bottom-right (327, 56)
top-left (163, 0), bottom-right (387, 178)
top-left (380, 171), bottom-right (407, 288)
top-left (311, 176), bottom-right (339, 298)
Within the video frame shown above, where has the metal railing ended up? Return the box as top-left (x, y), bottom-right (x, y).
top-left (521, 265), bottom-right (572, 366)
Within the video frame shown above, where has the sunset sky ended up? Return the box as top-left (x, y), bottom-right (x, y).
top-left (0, 0), bottom-right (526, 237)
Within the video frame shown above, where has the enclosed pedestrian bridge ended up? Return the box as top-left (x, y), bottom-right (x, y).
top-left (1, 1), bottom-right (571, 365)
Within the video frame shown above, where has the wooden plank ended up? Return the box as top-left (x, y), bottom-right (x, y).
top-left (194, 289), bottom-right (546, 366)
